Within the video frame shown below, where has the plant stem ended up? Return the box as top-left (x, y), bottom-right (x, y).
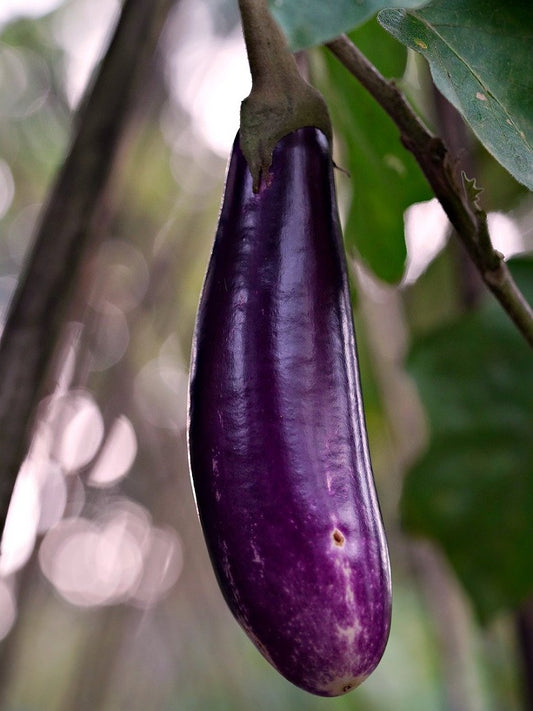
top-left (326, 35), bottom-right (533, 349)
top-left (237, 0), bottom-right (331, 190)
top-left (238, 0), bottom-right (295, 89)
top-left (0, 0), bottom-right (176, 542)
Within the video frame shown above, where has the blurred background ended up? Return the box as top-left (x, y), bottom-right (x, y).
top-left (0, 0), bottom-right (531, 709)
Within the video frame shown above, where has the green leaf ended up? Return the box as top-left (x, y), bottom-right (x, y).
top-left (403, 257), bottom-right (533, 621)
top-left (378, 0), bottom-right (533, 189)
top-left (314, 21), bottom-right (432, 283)
top-left (268, 0), bottom-right (430, 51)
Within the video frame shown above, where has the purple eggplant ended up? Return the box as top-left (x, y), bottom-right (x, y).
top-left (188, 126), bottom-right (391, 696)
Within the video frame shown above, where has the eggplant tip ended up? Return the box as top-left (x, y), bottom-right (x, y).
top-left (319, 673), bottom-right (367, 697)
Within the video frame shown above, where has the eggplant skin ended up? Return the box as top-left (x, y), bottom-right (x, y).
top-left (188, 127), bottom-right (391, 697)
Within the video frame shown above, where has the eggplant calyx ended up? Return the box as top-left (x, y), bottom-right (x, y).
top-left (237, 0), bottom-right (332, 192)
top-left (240, 80), bottom-right (332, 192)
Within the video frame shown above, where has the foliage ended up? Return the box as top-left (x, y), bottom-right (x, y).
top-left (315, 20), bottom-right (431, 282)
top-left (404, 258), bottom-right (533, 622)
top-left (272, 0), bottom-right (533, 190)
top-left (379, 0), bottom-right (533, 189)
top-left (268, 0), bottom-right (430, 52)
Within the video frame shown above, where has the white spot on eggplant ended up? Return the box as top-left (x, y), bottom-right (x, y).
top-left (251, 541), bottom-right (263, 565)
top-left (212, 458), bottom-right (222, 501)
top-left (333, 558), bottom-right (356, 606)
top-left (336, 618), bottom-right (362, 645)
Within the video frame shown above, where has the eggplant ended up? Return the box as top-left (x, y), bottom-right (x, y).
top-left (188, 126), bottom-right (391, 696)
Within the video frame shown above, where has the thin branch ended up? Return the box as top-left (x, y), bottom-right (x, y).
top-left (326, 35), bottom-right (533, 348)
top-left (0, 0), bottom-right (177, 540)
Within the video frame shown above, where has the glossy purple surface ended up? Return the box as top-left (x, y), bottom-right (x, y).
top-left (188, 127), bottom-right (391, 696)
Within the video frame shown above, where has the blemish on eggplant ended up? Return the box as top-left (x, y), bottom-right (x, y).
top-left (343, 684), bottom-right (353, 693)
top-left (332, 529), bottom-right (345, 546)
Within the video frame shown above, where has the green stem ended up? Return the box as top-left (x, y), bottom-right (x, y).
top-left (238, 0), bottom-right (293, 89)
top-left (326, 35), bottom-right (533, 349)
top-left (238, 0), bottom-right (331, 190)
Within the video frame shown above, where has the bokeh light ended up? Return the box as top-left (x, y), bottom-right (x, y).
top-left (87, 240), bottom-right (150, 314)
top-left (403, 198), bottom-right (449, 284)
top-left (130, 525), bottom-right (184, 608)
top-left (134, 355), bottom-right (188, 432)
top-left (0, 275), bottom-right (17, 336)
top-left (38, 499), bottom-right (183, 609)
top-left (49, 389), bottom-right (104, 472)
top-left (0, 458), bottom-right (40, 576)
top-left (0, 159), bottom-right (15, 218)
top-left (88, 415), bottom-right (137, 488)
top-left (39, 516), bottom-right (137, 607)
top-left (487, 211), bottom-right (525, 256)
top-left (52, 0), bottom-right (120, 107)
top-left (86, 302), bottom-right (130, 372)
top-left (165, 0), bottom-right (250, 155)
top-left (0, 578), bottom-right (17, 642)
top-left (0, 44), bottom-right (50, 118)
top-left (7, 203), bottom-right (41, 265)
top-left (403, 199), bottom-right (526, 284)
top-left (36, 461), bottom-right (67, 533)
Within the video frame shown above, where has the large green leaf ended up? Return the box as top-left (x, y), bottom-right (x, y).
top-left (315, 21), bottom-right (431, 283)
top-left (403, 257), bottom-right (533, 621)
top-left (379, 0), bottom-right (533, 189)
top-left (268, 0), bottom-right (429, 51)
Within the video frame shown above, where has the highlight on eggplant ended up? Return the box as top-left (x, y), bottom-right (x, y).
top-left (188, 126), bottom-right (392, 696)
